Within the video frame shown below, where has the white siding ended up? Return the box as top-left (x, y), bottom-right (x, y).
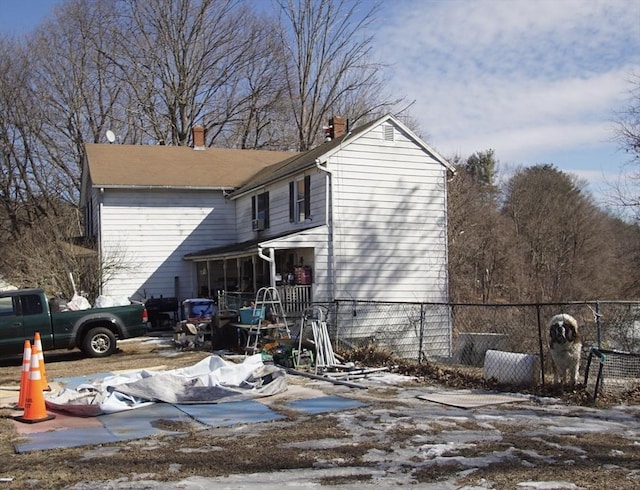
top-left (261, 225), bottom-right (331, 302)
top-left (99, 189), bottom-right (235, 301)
top-left (236, 169), bottom-right (327, 243)
top-left (329, 120), bottom-right (449, 303)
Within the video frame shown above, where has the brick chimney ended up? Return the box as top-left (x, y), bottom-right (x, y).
top-left (329, 116), bottom-right (346, 139)
top-left (192, 125), bottom-right (206, 150)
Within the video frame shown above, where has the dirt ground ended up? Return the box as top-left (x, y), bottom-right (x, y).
top-left (0, 336), bottom-right (639, 489)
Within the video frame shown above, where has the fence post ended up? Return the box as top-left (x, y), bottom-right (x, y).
top-left (418, 303), bottom-right (425, 364)
top-left (536, 304), bottom-right (546, 385)
top-left (595, 301), bottom-right (601, 348)
top-left (333, 299), bottom-right (340, 348)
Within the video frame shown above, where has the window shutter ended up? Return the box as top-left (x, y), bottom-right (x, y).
top-left (264, 191), bottom-right (270, 227)
top-left (251, 196), bottom-right (256, 220)
top-left (289, 181), bottom-right (295, 222)
top-left (304, 175), bottom-right (311, 217)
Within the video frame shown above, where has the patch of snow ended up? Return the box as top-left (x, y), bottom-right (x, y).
top-left (364, 373), bottom-right (417, 385)
top-left (516, 482), bottom-right (586, 489)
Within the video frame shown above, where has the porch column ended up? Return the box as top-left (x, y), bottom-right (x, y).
top-left (223, 259), bottom-right (227, 291)
top-left (252, 255), bottom-right (257, 291)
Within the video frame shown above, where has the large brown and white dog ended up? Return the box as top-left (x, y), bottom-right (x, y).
top-left (548, 313), bottom-right (582, 386)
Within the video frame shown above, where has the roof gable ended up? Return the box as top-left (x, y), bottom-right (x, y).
top-left (230, 114), bottom-right (454, 197)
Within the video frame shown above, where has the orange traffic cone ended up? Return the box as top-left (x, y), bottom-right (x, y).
top-left (14, 352), bottom-right (55, 424)
top-left (33, 331), bottom-right (50, 391)
top-left (17, 340), bottom-right (31, 409)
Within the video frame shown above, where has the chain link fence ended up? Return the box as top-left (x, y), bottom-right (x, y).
top-left (303, 299), bottom-right (640, 387)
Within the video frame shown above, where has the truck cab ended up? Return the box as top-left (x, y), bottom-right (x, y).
top-left (0, 289), bottom-right (53, 356)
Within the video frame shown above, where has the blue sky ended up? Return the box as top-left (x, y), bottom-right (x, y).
top-left (0, 0), bottom-right (62, 34)
top-left (1, 0), bottom-right (639, 204)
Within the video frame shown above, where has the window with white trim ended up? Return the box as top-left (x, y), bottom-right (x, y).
top-left (252, 191), bottom-right (270, 228)
top-left (289, 176), bottom-right (311, 223)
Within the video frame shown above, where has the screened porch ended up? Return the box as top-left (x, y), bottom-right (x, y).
top-left (193, 247), bottom-right (314, 316)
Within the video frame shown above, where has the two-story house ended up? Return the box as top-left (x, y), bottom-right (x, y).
top-left (81, 114), bottom-right (455, 358)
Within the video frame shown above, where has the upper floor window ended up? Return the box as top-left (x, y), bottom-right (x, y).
top-left (252, 191), bottom-right (270, 229)
top-left (289, 176), bottom-right (311, 223)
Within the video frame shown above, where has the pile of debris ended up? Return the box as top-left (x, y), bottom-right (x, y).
top-left (260, 307), bottom-right (390, 390)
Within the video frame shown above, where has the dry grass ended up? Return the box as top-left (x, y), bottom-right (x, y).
top-left (341, 344), bottom-right (640, 407)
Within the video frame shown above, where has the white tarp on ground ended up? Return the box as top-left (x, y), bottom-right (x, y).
top-left (45, 354), bottom-right (287, 416)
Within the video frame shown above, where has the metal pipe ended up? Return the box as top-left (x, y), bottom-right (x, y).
top-left (258, 246), bottom-right (276, 287)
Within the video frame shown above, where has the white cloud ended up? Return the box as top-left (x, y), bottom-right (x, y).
top-left (403, 69), bottom-right (631, 162)
top-left (373, 0), bottom-right (640, 194)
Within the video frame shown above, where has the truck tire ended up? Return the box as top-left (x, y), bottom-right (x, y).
top-left (82, 327), bottom-right (117, 357)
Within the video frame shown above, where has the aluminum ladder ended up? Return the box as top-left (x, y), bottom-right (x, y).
top-left (244, 287), bottom-right (290, 354)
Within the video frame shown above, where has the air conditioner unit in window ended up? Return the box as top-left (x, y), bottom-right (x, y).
top-left (252, 218), bottom-right (265, 231)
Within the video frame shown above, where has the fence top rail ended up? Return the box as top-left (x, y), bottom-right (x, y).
top-left (334, 299), bottom-right (640, 307)
top-left (589, 347), bottom-right (640, 359)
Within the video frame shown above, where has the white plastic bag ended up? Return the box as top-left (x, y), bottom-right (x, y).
top-left (67, 294), bottom-right (91, 311)
top-left (94, 295), bottom-right (131, 308)
top-left (94, 295), bottom-right (114, 308)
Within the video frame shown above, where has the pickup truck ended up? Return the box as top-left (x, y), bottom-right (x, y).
top-left (0, 288), bottom-right (149, 358)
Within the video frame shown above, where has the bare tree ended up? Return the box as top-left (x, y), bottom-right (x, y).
top-left (613, 74), bottom-right (640, 222)
top-left (0, 36), bottom-right (58, 235)
top-left (275, 0), bottom-right (394, 150)
top-left (107, 0), bottom-right (267, 146)
top-left (214, 16), bottom-right (292, 149)
top-left (502, 165), bottom-right (613, 301)
top-left (23, 0), bottom-right (128, 212)
top-left (447, 151), bottom-right (514, 303)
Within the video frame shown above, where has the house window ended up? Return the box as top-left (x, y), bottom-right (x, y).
top-left (252, 191), bottom-right (270, 228)
top-left (85, 200), bottom-right (94, 237)
top-left (289, 176), bottom-right (311, 223)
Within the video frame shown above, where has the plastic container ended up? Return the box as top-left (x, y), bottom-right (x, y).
top-left (483, 349), bottom-right (540, 386)
top-left (239, 306), bottom-right (265, 324)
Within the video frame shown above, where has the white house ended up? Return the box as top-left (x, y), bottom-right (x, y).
top-left (81, 115), bottom-right (455, 357)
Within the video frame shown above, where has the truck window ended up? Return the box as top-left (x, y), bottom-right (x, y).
top-left (0, 296), bottom-right (15, 316)
top-left (20, 294), bottom-right (43, 316)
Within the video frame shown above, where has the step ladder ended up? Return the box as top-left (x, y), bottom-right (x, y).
top-left (244, 287), bottom-right (290, 354)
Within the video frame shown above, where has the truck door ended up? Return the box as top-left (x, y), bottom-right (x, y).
top-left (18, 293), bottom-right (52, 350)
top-left (0, 294), bottom-right (25, 356)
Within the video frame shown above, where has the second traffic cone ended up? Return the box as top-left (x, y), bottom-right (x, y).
top-left (14, 352), bottom-right (55, 424)
top-left (17, 340), bottom-right (31, 409)
top-left (33, 331), bottom-right (50, 391)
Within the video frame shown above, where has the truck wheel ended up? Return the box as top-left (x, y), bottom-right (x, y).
top-left (82, 327), bottom-right (117, 357)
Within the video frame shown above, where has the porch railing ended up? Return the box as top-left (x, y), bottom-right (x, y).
top-left (278, 285), bottom-right (312, 316)
top-left (217, 285), bottom-right (312, 317)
